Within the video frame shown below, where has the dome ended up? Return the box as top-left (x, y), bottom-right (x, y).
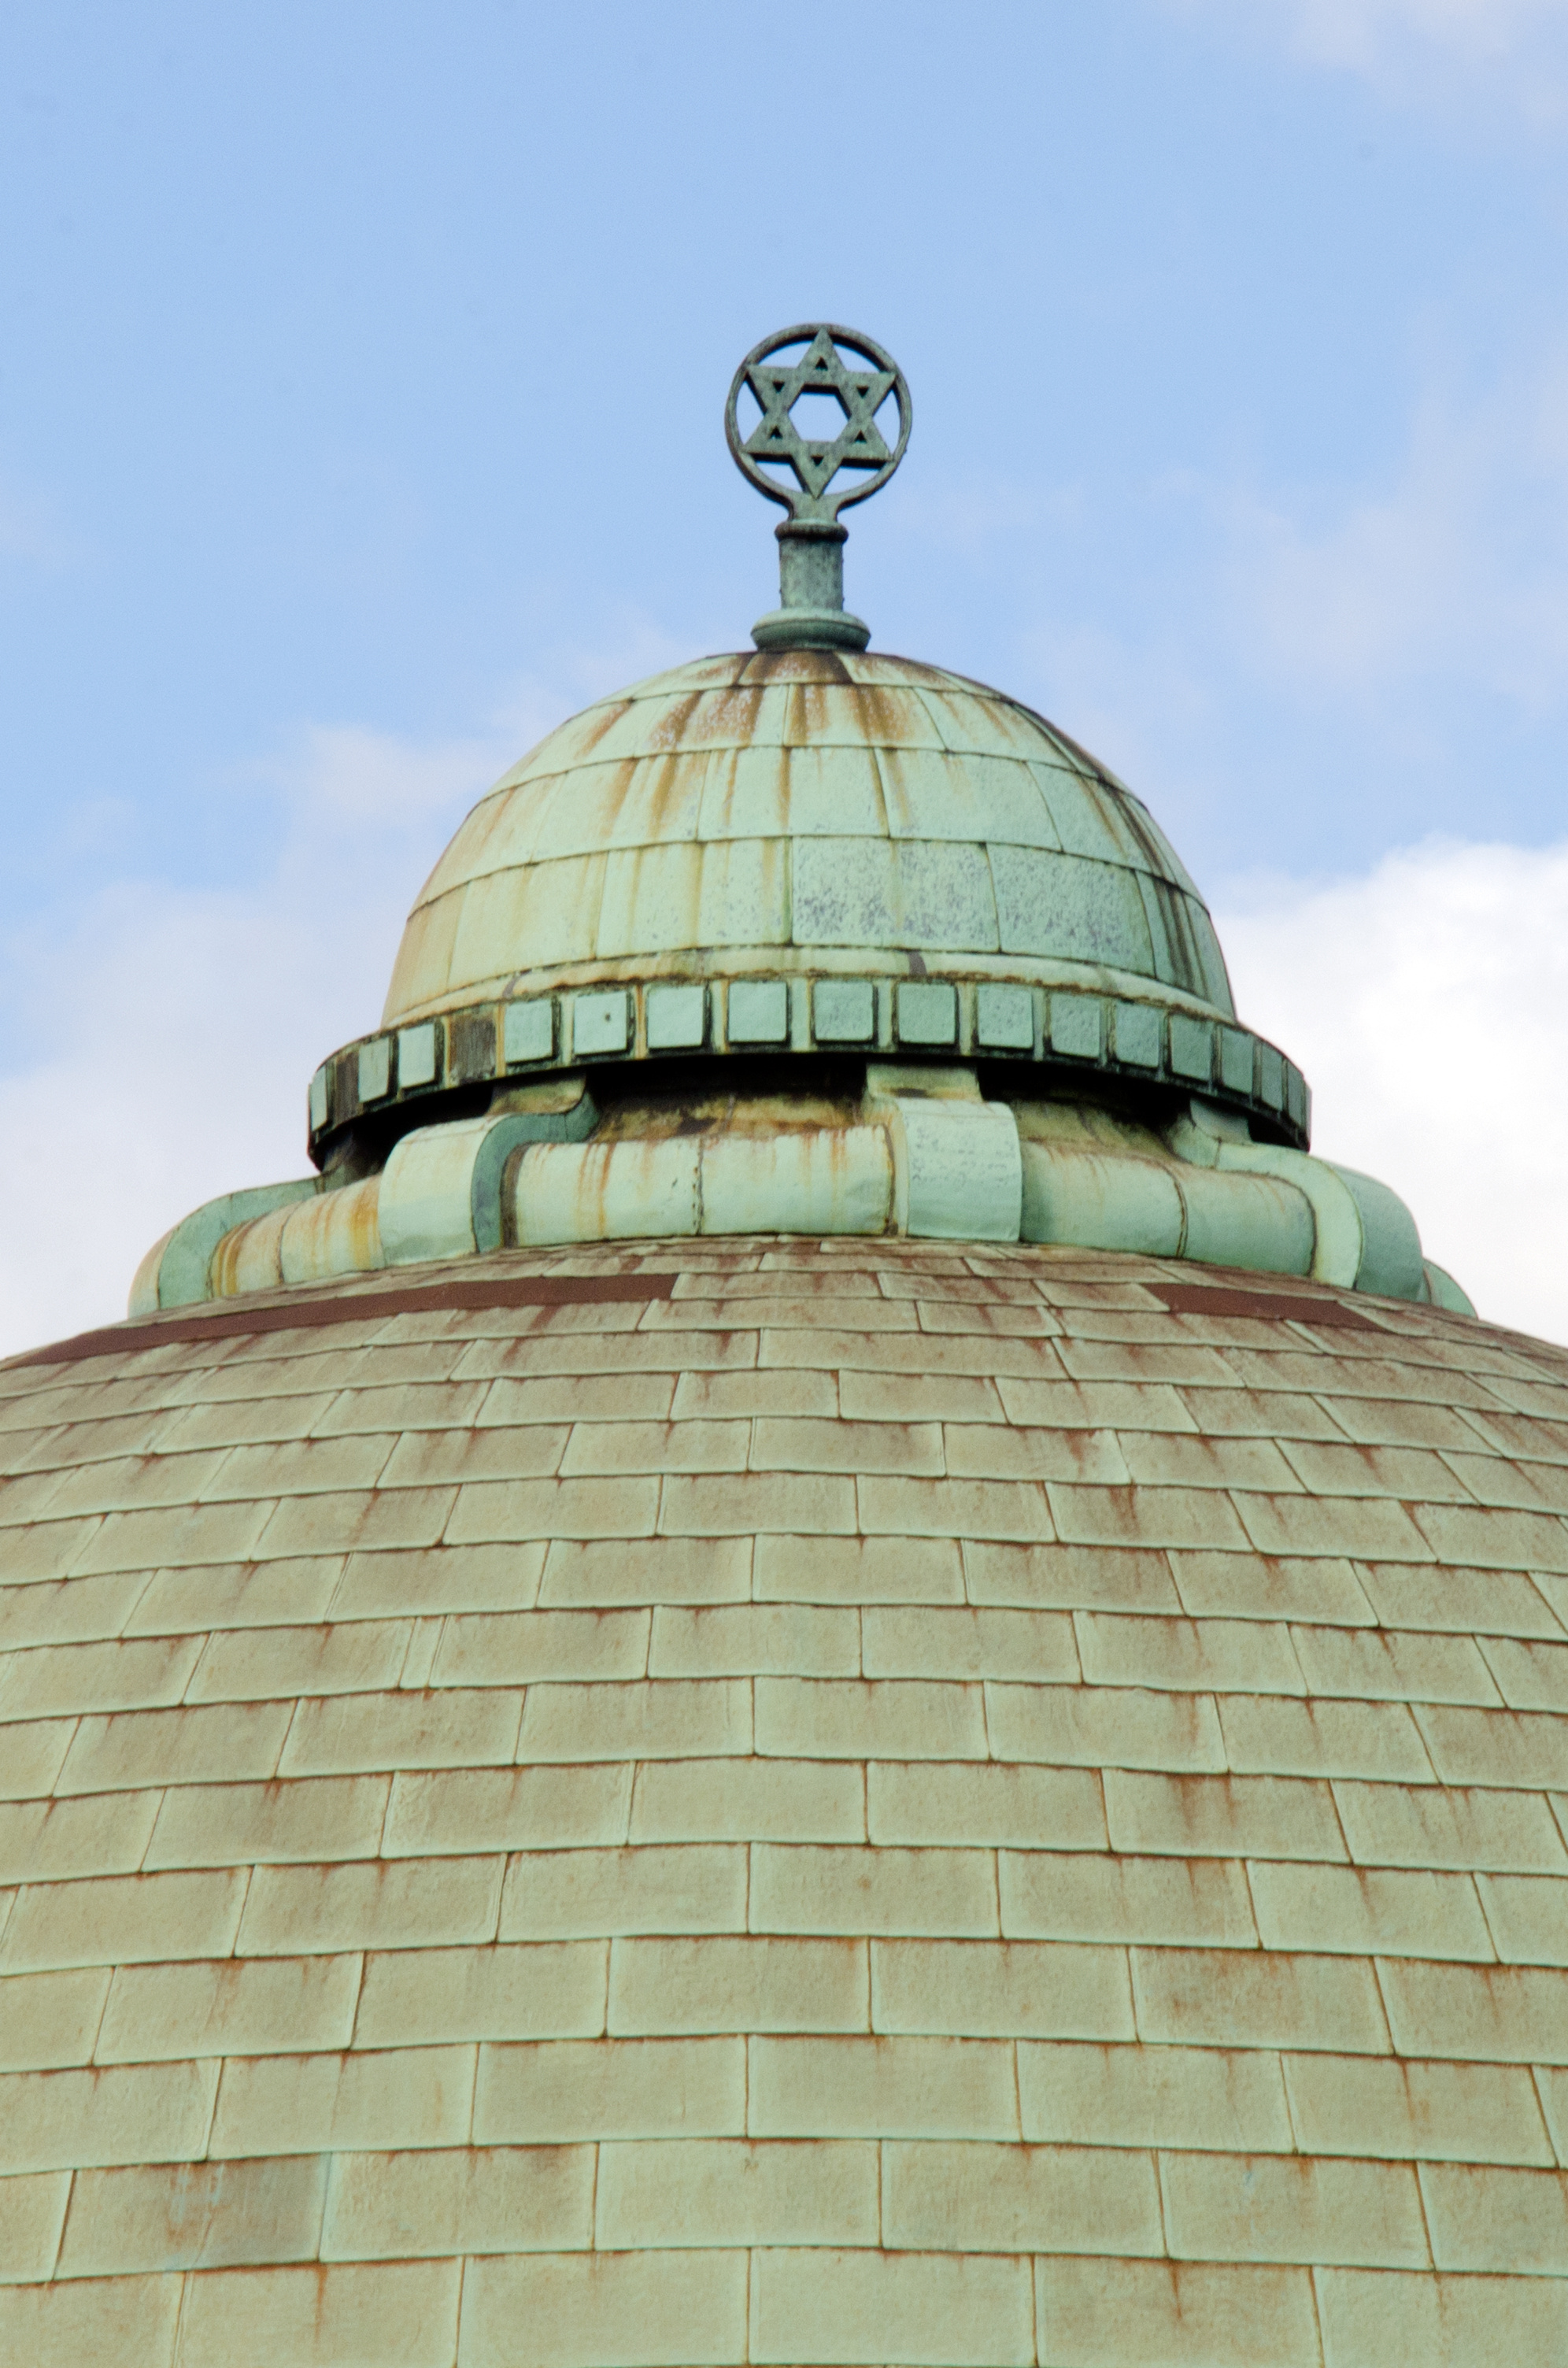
top-left (4, 324), bottom-right (1547, 2362)
top-left (288, 654), bottom-right (1315, 1195)
top-left (2, 1238), bottom-right (1567, 2366)
top-left (382, 649), bottom-right (1235, 1033)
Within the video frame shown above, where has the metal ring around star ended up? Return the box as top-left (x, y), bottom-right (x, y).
top-left (725, 323), bottom-right (912, 522)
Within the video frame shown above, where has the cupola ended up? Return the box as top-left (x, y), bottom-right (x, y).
top-left (128, 327), bottom-right (1470, 1323)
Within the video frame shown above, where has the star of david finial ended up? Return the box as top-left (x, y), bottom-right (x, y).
top-left (726, 324), bottom-right (912, 652)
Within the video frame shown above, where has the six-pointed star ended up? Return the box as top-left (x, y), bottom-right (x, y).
top-left (742, 329), bottom-right (897, 507)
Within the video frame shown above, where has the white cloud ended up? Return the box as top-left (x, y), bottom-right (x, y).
top-left (0, 735), bottom-right (490, 1360)
top-left (1008, 350), bottom-right (1568, 875)
top-left (0, 628), bottom-right (693, 1361)
top-left (1224, 365), bottom-right (1568, 709)
top-left (1169, 0), bottom-right (1568, 111)
top-left (0, 468), bottom-right (79, 571)
top-left (1217, 835), bottom-right (1568, 1344)
top-left (1282, 0), bottom-right (1563, 70)
top-left (279, 723), bottom-right (508, 834)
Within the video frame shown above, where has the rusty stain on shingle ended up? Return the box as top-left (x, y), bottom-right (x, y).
top-left (2, 1239), bottom-right (1567, 2345)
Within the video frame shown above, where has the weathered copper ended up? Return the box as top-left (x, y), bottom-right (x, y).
top-left (5, 1267), bottom-right (676, 1370)
top-left (120, 348), bottom-right (1470, 1330)
top-left (727, 324), bottom-right (911, 523)
top-left (727, 324), bottom-right (911, 649)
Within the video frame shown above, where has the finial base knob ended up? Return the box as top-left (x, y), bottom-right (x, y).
top-left (751, 606), bottom-right (871, 652)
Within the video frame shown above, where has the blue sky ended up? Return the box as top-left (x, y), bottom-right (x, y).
top-left (5, 0), bottom-right (1568, 1347)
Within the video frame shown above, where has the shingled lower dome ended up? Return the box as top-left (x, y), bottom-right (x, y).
top-left (2, 1240), bottom-right (1566, 2362)
top-left (383, 651), bottom-right (1235, 1029)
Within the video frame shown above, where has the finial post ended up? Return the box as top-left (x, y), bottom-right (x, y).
top-left (726, 324), bottom-right (911, 653)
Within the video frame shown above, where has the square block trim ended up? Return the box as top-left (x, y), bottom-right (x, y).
top-left (1219, 1030), bottom-right (1255, 1096)
top-left (729, 981), bottom-right (790, 1045)
top-left (398, 1023), bottom-right (439, 1090)
top-left (504, 1001), bottom-right (556, 1066)
top-left (571, 993), bottom-right (631, 1060)
top-left (814, 980), bottom-right (877, 1044)
top-left (310, 981), bottom-right (1307, 1156)
top-left (357, 1038), bottom-right (392, 1104)
top-left (977, 985), bottom-right (1034, 1053)
top-left (896, 982), bottom-right (958, 1048)
top-left (647, 986), bottom-right (707, 1053)
top-left (1113, 1003), bottom-right (1163, 1071)
top-left (1168, 1016), bottom-right (1212, 1085)
top-left (1049, 997), bottom-right (1104, 1062)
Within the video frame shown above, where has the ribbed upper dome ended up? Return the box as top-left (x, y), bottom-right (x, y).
top-left (383, 650), bottom-right (1236, 1031)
